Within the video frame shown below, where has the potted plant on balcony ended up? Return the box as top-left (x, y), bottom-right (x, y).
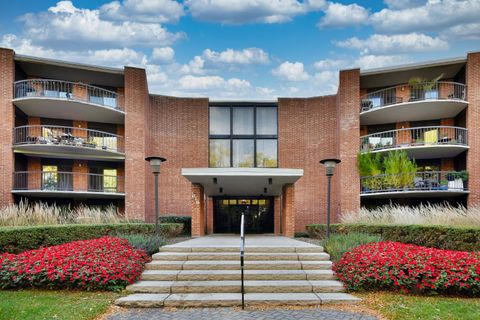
top-left (446, 171), bottom-right (468, 190)
top-left (408, 73), bottom-right (444, 101)
top-left (358, 152), bottom-right (383, 192)
top-left (440, 179), bottom-right (449, 190)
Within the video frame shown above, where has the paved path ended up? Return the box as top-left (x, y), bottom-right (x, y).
top-left (107, 308), bottom-right (378, 320)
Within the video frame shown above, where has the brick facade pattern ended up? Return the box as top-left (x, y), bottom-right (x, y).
top-left (467, 52), bottom-right (480, 206)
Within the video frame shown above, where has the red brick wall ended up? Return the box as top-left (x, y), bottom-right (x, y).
top-left (146, 95), bottom-right (208, 221)
top-left (73, 160), bottom-right (88, 191)
top-left (124, 67), bottom-right (149, 220)
top-left (0, 48), bottom-right (14, 206)
top-left (467, 52), bottom-right (480, 207)
top-left (278, 96), bottom-right (339, 231)
top-left (191, 183), bottom-right (205, 237)
top-left (336, 69), bottom-right (361, 218)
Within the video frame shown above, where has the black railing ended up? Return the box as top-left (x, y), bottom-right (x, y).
top-left (240, 210), bottom-right (245, 310)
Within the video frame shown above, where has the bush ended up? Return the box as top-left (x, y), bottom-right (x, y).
top-left (159, 216), bottom-right (191, 235)
top-left (334, 241), bottom-right (480, 296)
top-left (306, 224), bottom-right (480, 252)
top-left (0, 223), bottom-right (183, 254)
top-left (118, 234), bottom-right (166, 255)
top-left (321, 232), bottom-right (382, 262)
top-left (0, 237), bottom-right (150, 291)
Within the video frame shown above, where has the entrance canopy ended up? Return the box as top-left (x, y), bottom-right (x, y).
top-left (181, 168), bottom-right (303, 196)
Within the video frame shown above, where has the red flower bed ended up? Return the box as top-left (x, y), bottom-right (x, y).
top-left (334, 241), bottom-right (480, 295)
top-left (0, 237), bottom-right (150, 291)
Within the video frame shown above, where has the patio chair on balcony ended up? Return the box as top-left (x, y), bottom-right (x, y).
top-left (361, 99), bottom-right (373, 112)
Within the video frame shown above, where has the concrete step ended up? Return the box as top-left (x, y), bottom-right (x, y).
top-left (115, 292), bottom-right (361, 308)
top-left (152, 252), bottom-right (330, 261)
top-left (145, 260), bottom-right (332, 271)
top-left (126, 280), bottom-right (345, 294)
top-left (159, 245), bottom-right (324, 253)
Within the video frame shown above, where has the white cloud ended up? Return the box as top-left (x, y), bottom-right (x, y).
top-left (318, 2), bottom-right (369, 28)
top-left (313, 70), bottom-right (338, 94)
top-left (371, 0), bottom-right (480, 34)
top-left (185, 0), bottom-right (326, 24)
top-left (441, 23), bottom-right (480, 40)
top-left (313, 58), bottom-right (349, 70)
top-left (383, 0), bottom-right (426, 9)
top-left (180, 56), bottom-right (206, 75)
top-left (20, 1), bottom-right (183, 49)
top-left (100, 0), bottom-right (185, 24)
top-left (354, 54), bottom-right (411, 70)
top-left (178, 75), bottom-right (251, 90)
top-left (256, 87), bottom-right (276, 96)
top-left (152, 47), bottom-right (175, 63)
top-left (335, 33), bottom-right (448, 54)
top-left (272, 61), bottom-right (310, 81)
top-left (202, 48), bottom-right (269, 64)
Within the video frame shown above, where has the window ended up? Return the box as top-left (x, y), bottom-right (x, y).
top-left (42, 165), bottom-right (58, 191)
top-left (209, 104), bottom-right (277, 168)
top-left (103, 169), bottom-right (117, 192)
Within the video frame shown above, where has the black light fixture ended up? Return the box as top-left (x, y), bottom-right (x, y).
top-left (145, 156), bottom-right (166, 236)
top-left (213, 177), bottom-right (218, 184)
top-left (264, 187), bottom-right (268, 193)
top-left (219, 187), bottom-right (223, 193)
top-left (268, 178), bottom-right (273, 185)
top-left (319, 158), bottom-right (341, 239)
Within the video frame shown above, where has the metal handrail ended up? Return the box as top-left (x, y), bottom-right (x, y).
top-left (360, 81), bottom-right (467, 113)
top-left (13, 171), bottom-right (125, 193)
top-left (240, 210), bottom-right (245, 310)
top-left (360, 170), bottom-right (468, 194)
top-left (13, 79), bottom-right (123, 110)
top-left (360, 126), bottom-right (468, 152)
top-left (13, 125), bottom-right (124, 153)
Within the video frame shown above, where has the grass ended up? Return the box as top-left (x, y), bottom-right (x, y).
top-left (320, 232), bottom-right (382, 262)
top-left (0, 289), bottom-right (121, 320)
top-left (358, 292), bottom-right (480, 320)
top-left (117, 233), bottom-right (166, 255)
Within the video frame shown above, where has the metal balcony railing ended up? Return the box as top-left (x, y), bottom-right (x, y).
top-left (360, 81), bottom-right (467, 113)
top-left (360, 171), bottom-right (468, 194)
top-left (14, 79), bottom-right (123, 110)
top-left (13, 125), bottom-right (124, 154)
top-left (360, 126), bottom-right (467, 152)
top-left (13, 171), bottom-right (124, 194)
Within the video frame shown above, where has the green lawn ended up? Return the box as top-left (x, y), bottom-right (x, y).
top-left (359, 292), bottom-right (480, 320)
top-left (0, 290), bottom-right (121, 320)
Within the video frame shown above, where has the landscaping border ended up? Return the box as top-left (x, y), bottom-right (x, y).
top-left (0, 223), bottom-right (183, 253)
top-left (306, 223), bottom-right (480, 251)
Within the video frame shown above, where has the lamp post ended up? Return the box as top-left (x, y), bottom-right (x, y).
top-left (319, 158), bottom-right (341, 239)
top-left (145, 156), bottom-right (166, 236)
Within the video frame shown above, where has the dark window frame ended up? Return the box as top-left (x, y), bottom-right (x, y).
top-left (209, 103), bottom-right (278, 168)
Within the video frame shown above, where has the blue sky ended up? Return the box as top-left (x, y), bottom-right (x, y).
top-left (1, 0), bottom-right (479, 99)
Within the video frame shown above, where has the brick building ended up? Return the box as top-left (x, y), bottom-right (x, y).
top-left (1, 47), bottom-right (478, 237)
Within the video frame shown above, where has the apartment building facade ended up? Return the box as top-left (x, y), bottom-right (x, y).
top-left (0, 47), bottom-right (479, 237)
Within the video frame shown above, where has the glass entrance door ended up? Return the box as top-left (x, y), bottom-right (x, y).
top-left (213, 197), bottom-right (274, 234)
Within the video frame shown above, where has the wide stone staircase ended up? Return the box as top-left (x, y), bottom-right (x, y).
top-left (116, 240), bottom-right (360, 307)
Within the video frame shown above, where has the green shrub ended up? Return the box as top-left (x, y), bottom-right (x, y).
top-left (306, 224), bottom-right (480, 252)
top-left (321, 232), bottom-right (382, 262)
top-left (117, 233), bottom-right (166, 255)
top-left (0, 223), bottom-right (183, 254)
top-left (159, 216), bottom-right (191, 235)
top-left (294, 231), bottom-right (309, 238)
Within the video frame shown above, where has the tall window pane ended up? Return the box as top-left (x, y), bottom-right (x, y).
top-left (256, 107), bottom-right (277, 135)
top-left (209, 107), bottom-right (230, 135)
top-left (233, 107), bottom-right (253, 135)
top-left (209, 139), bottom-right (230, 167)
top-left (256, 140), bottom-right (278, 168)
top-left (233, 140), bottom-right (254, 167)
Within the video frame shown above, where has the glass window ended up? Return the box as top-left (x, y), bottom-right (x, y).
top-left (256, 107), bottom-right (277, 135)
top-left (42, 165), bottom-right (58, 190)
top-left (103, 169), bottom-right (118, 192)
top-left (256, 140), bottom-right (277, 168)
top-left (209, 139), bottom-right (230, 167)
top-left (209, 107), bottom-right (230, 135)
top-left (233, 107), bottom-right (254, 135)
top-left (233, 140), bottom-right (254, 167)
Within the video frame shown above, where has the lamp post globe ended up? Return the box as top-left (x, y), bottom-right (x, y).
top-left (145, 156), bottom-right (166, 236)
top-left (319, 158), bottom-right (341, 239)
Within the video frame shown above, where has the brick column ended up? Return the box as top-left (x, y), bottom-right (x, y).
top-left (27, 158), bottom-right (41, 190)
top-left (282, 184), bottom-right (295, 237)
top-left (28, 117), bottom-right (42, 138)
top-left (0, 48), bottom-right (15, 206)
top-left (467, 52), bottom-right (480, 207)
top-left (396, 121), bottom-right (411, 145)
top-left (72, 121), bottom-right (88, 139)
top-left (191, 183), bottom-right (205, 237)
top-left (73, 83), bottom-right (88, 102)
top-left (336, 69), bottom-right (360, 216)
top-left (124, 67), bottom-right (149, 220)
top-left (73, 160), bottom-right (88, 191)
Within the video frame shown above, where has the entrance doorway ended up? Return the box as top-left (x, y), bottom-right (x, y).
top-left (213, 197), bottom-right (274, 234)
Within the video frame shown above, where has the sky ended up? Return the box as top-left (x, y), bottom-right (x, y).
top-left (0, 0), bottom-right (479, 99)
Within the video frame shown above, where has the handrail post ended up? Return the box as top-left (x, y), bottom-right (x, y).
top-left (240, 211), bottom-right (245, 310)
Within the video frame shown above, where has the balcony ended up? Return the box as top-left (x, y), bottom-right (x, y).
top-left (360, 171), bottom-right (468, 199)
top-left (360, 82), bottom-right (467, 125)
top-left (12, 171), bottom-right (125, 198)
top-left (360, 126), bottom-right (468, 159)
top-left (13, 79), bottom-right (125, 124)
top-left (13, 125), bottom-right (125, 161)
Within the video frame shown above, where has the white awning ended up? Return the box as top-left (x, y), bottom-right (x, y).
top-left (181, 168), bottom-right (303, 196)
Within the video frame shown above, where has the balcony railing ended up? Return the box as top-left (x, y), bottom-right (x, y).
top-left (361, 171), bottom-right (468, 194)
top-left (360, 81), bottom-right (466, 113)
top-left (13, 125), bottom-right (124, 154)
top-left (14, 79), bottom-right (123, 110)
top-left (360, 126), bottom-right (467, 152)
top-left (13, 171), bottom-right (124, 194)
